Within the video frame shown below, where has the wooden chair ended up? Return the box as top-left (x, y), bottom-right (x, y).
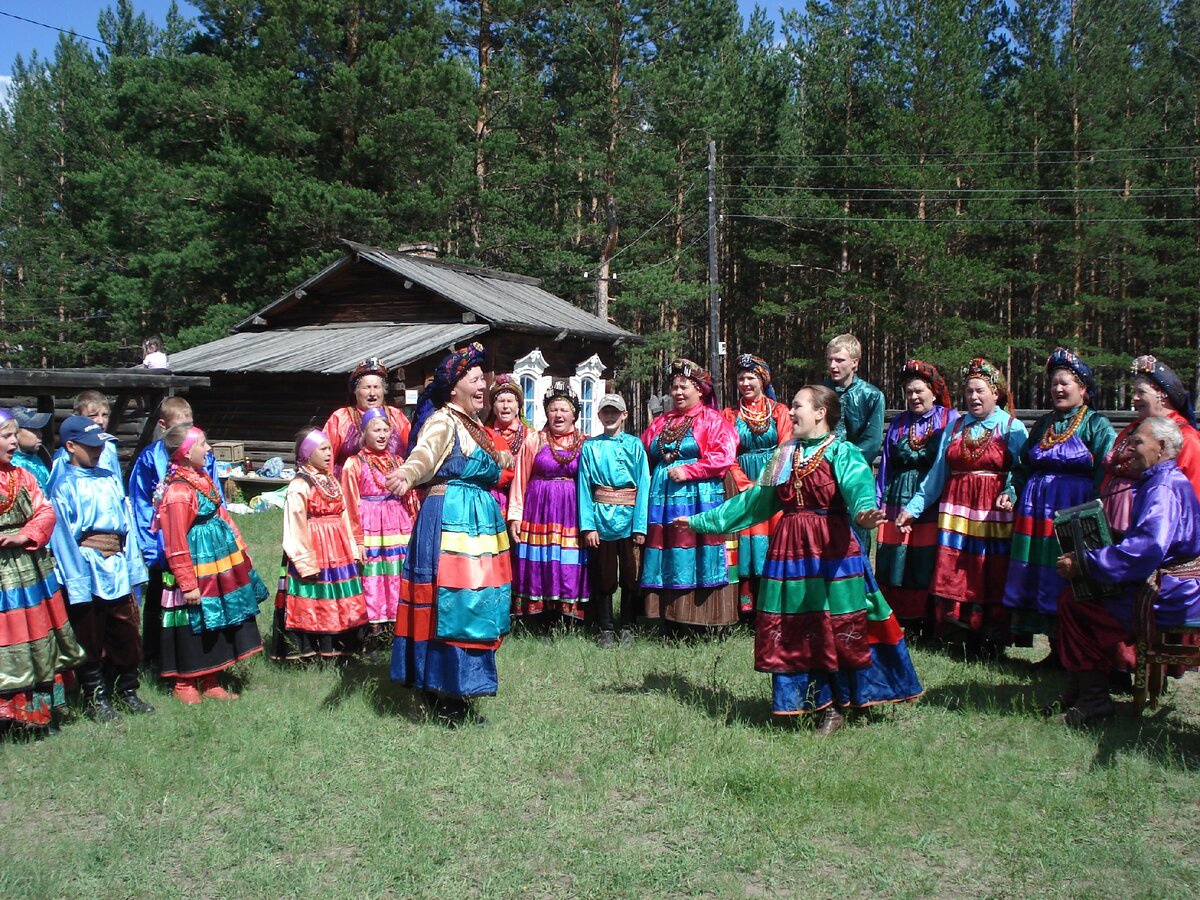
top-left (1132, 577), bottom-right (1200, 714)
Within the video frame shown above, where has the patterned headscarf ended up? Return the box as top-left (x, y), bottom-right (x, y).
top-left (348, 357), bottom-right (389, 392)
top-left (736, 353), bottom-right (776, 401)
top-left (961, 357), bottom-right (1009, 409)
top-left (669, 358), bottom-right (717, 408)
top-left (1045, 347), bottom-right (1096, 398)
top-left (542, 379), bottom-right (581, 418)
top-left (899, 359), bottom-right (952, 409)
top-left (1132, 354), bottom-right (1196, 427)
top-left (487, 374), bottom-right (533, 429)
top-left (408, 342), bottom-right (488, 454)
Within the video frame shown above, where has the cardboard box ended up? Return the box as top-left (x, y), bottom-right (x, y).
top-left (211, 441), bottom-right (245, 462)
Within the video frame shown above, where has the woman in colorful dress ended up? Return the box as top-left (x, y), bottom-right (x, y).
top-left (323, 357), bottom-right (412, 476)
top-left (641, 358), bottom-right (739, 631)
top-left (681, 385), bottom-right (922, 734)
top-left (384, 343), bottom-right (513, 723)
top-left (0, 410), bottom-right (87, 734)
top-left (508, 380), bottom-right (589, 623)
top-left (156, 425), bottom-right (268, 703)
top-left (1100, 355), bottom-right (1200, 537)
top-left (1001, 349), bottom-right (1114, 664)
top-left (897, 358), bottom-right (1028, 659)
top-left (874, 360), bottom-right (958, 632)
top-left (722, 353), bottom-right (793, 613)
top-left (341, 408), bottom-right (416, 650)
top-left (484, 374), bottom-right (532, 518)
top-left (272, 428), bottom-right (367, 661)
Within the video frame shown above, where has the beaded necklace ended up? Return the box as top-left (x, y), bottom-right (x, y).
top-left (500, 421), bottom-right (527, 456)
top-left (299, 466), bottom-right (343, 502)
top-left (0, 467), bottom-right (22, 517)
top-left (360, 449), bottom-right (399, 491)
top-left (738, 398), bottom-right (774, 436)
top-left (656, 414), bottom-right (694, 463)
top-left (791, 434), bottom-right (836, 507)
top-left (906, 411), bottom-right (935, 451)
top-left (546, 429), bottom-right (584, 466)
top-left (958, 419), bottom-right (996, 464)
top-left (1108, 423), bottom-right (1140, 477)
top-left (170, 466), bottom-right (222, 506)
top-left (1039, 405), bottom-right (1088, 450)
top-left (448, 407), bottom-right (505, 467)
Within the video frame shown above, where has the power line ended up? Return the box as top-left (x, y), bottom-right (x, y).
top-left (722, 145), bottom-right (1200, 160)
top-left (719, 185), bottom-right (1197, 196)
top-left (0, 10), bottom-right (108, 47)
top-left (723, 155), bottom-right (1200, 172)
top-left (725, 213), bottom-right (1200, 224)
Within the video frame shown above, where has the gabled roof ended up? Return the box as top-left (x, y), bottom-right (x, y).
top-left (169, 323), bottom-right (488, 375)
top-left (235, 240), bottom-right (634, 344)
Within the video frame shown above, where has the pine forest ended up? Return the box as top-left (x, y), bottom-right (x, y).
top-left (2, 0), bottom-right (1199, 409)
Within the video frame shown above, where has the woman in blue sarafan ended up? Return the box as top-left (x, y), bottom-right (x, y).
top-left (385, 343), bottom-right (513, 724)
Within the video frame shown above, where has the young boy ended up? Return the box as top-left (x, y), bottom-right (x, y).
top-left (823, 333), bottom-right (885, 464)
top-left (10, 406), bottom-right (53, 490)
top-left (50, 390), bottom-right (123, 493)
top-left (49, 416), bottom-right (151, 722)
top-left (577, 393), bottom-right (650, 647)
top-left (127, 397), bottom-right (224, 665)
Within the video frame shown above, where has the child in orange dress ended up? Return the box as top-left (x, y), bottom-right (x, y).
top-left (272, 428), bottom-right (367, 660)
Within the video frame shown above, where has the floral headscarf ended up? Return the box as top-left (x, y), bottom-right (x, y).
top-left (961, 357), bottom-right (1009, 410)
top-left (1132, 354), bottom-right (1196, 427)
top-left (408, 342), bottom-right (487, 454)
top-left (736, 353), bottom-right (776, 401)
top-left (1045, 347), bottom-right (1096, 398)
top-left (899, 359), bottom-right (952, 410)
top-left (669, 358), bottom-right (716, 409)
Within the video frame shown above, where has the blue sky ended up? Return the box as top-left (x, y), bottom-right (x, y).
top-left (0, 0), bottom-right (788, 97)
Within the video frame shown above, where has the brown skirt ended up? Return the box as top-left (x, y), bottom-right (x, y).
top-left (643, 583), bottom-right (739, 626)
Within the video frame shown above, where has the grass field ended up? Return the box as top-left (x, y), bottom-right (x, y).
top-left (2, 509), bottom-right (1199, 898)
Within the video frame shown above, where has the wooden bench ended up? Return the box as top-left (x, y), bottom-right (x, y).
top-left (1132, 576), bottom-right (1200, 714)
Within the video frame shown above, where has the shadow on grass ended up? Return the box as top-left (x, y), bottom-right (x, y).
top-left (926, 677), bottom-right (1200, 770)
top-left (321, 657), bottom-right (430, 722)
top-left (601, 670), bottom-right (775, 726)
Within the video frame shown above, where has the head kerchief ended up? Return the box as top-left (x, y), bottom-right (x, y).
top-left (408, 342), bottom-right (488, 454)
top-left (543, 379), bottom-right (581, 418)
top-left (298, 429), bottom-right (330, 465)
top-left (1132, 354), bottom-right (1196, 427)
top-left (1045, 347), bottom-right (1096, 397)
top-left (486, 374), bottom-right (532, 430)
top-left (900, 359), bottom-right (952, 410)
top-left (0, 409), bottom-right (14, 428)
top-left (736, 353), bottom-right (776, 401)
top-left (961, 357), bottom-right (1009, 409)
top-left (349, 357), bottom-right (388, 392)
top-left (669, 358), bottom-right (716, 408)
top-left (359, 407), bottom-right (389, 430)
top-left (172, 426), bottom-right (204, 464)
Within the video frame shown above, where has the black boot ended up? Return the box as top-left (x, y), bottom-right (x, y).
top-left (79, 664), bottom-right (122, 724)
top-left (1041, 670), bottom-right (1079, 717)
top-left (114, 668), bottom-right (155, 715)
top-left (1063, 670), bottom-right (1115, 728)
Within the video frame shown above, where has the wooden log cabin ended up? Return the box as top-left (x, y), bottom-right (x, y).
top-left (169, 240), bottom-right (637, 462)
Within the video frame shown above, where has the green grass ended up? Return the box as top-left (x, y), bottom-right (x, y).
top-left (3, 509), bottom-right (1199, 898)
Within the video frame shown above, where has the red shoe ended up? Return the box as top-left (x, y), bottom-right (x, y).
top-left (198, 675), bottom-right (239, 701)
top-left (173, 679), bottom-right (201, 705)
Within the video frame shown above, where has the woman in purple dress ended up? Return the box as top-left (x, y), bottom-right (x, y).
top-left (507, 380), bottom-right (589, 623)
top-left (1001, 348), bottom-right (1114, 665)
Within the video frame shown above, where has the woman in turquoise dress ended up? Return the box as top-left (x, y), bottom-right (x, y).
top-left (386, 343), bottom-right (513, 723)
top-left (722, 354), bottom-right (793, 612)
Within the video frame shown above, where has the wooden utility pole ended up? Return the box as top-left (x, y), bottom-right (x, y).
top-left (707, 139), bottom-right (722, 408)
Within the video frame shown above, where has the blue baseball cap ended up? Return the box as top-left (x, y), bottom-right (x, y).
top-left (10, 406), bottom-right (52, 430)
top-left (60, 415), bottom-right (114, 448)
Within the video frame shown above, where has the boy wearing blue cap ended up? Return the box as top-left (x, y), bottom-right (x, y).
top-left (10, 406), bottom-right (53, 489)
top-left (49, 416), bottom-right (151, 722)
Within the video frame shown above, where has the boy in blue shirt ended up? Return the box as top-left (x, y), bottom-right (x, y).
top-left (50, 416), bottom-right (151, 722)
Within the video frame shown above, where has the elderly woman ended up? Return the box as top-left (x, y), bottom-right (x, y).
top-left (1001, 349), bottom-right (1114, 663)
top-left (323, 357), bottom-right (412, 476)
top-left (508, 380), bottom-right (589, 623)
top-left (384, 343), bottom-right (513, 723)
top-left (682, 385), bottom-right (923, 734)
top-left (1100, 355), bottom-right (1200, 536)
top-left (641, 359), bottom-right (739, 630)
top-left (1055, 416), bottom-right (1200, 726)
top-left (484, 374), bottom-right (531, 517)
top-left (874, 360), bottom-right (958, 630)
top-left (897, 358), bottom-right (1028, 659)
top-left (721, 354), bottom-right (793, 613)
